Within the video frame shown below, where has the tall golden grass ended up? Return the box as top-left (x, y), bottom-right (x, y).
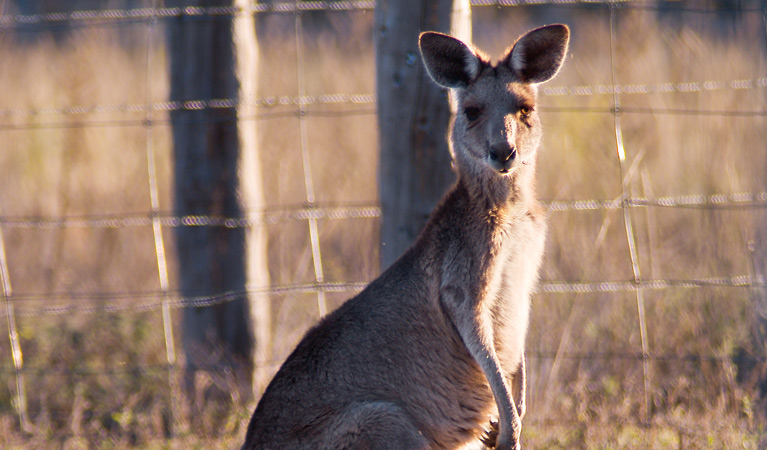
top-left (0, 5), bottom-right (765, 448)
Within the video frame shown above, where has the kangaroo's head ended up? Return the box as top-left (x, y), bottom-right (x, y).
top-left (419, 25), bottom-right (569, 197)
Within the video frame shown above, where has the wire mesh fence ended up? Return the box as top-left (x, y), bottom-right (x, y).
top-left (1, 0), bottom-right (766, 447)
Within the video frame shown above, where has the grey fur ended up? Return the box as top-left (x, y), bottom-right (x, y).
top-left (242, 24), bottom-right (569, 450)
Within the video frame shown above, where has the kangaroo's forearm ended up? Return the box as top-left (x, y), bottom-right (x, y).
top-left (440, 285), bottom-right (519, 448)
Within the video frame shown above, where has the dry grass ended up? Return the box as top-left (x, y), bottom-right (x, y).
top-left (0, 4), bottom-right (765, 449)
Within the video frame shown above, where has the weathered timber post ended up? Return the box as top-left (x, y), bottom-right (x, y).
top-left (167, 0), bottom-right (270, 408)
top-left (375, 0), bottom-right (471, 269)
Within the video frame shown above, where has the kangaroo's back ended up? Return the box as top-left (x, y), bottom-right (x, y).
top-left (243, 24), bottom-right (569, 450)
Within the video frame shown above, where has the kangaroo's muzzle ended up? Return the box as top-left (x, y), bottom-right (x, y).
top-left (489, 142), bottom-right (517, 173)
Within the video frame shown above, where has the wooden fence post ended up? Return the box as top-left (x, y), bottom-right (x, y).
top-left (375, 0), bottom-right (471, 269)
top-left (167, 0), bottom-right (270, 409)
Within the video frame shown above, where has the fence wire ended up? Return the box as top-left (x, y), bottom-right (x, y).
top-left (2, 77), bottom-right (766, 122)
top-left (0, 275), bottom-right (763, 319)
top-left (0, 191), bottom-right (765, 231)
top-left (1, 0), bottom-right (763, 30)
top-left (1, 0), bottom-right (766, 443)
top-left (3, 349), bottom-right (765, 378)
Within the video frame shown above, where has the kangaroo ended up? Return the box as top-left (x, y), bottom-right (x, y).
top-left (242, 24), bottom-right (569, 450)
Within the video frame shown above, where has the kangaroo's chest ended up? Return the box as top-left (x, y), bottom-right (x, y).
top-left (486, 213), bottom-right (545, 295)
top-left (502, 215), bottom-right (545, 290)
top-left (488, 214), bottom-right (546, 368)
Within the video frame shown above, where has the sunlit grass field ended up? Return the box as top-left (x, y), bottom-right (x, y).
top-left (1, 3), bottom-right (765, 448)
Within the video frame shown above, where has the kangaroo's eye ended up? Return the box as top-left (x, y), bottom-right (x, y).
top-left (464, 107), bottom-right (481, 121)
top-left (519, 106), bottom-right (533, 117)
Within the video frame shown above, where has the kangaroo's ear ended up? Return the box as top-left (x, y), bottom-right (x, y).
top-left (503, 24), bottom-right (569, 84)
top-left (419, 32), bottom-right (481, 89)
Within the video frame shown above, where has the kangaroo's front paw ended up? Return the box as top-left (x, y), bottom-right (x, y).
top-left (479, 419), bottom-right (521, 450)
top-left (494, 438), bottom-right (520, 450)
top-left (479, 419), bottom-right (498, 448)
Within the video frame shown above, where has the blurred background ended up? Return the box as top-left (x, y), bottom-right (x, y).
top-left (1, 0), bottom-right (766, 448)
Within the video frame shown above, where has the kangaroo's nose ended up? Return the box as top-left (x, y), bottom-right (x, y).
top-left (489, 143), bottom-right (516, 163)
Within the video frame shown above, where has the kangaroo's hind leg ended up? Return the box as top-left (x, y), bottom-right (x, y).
top-left (325, 401), bottom-right (429, 450)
